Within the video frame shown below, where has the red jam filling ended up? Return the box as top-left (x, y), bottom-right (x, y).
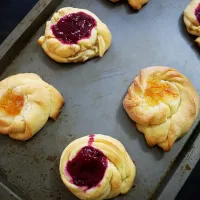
top-left (195, 3), bottom-right (200, 23)
top-left (66, 146), bottom-right (107, 189)
top-left (51, 12), bottom-right (97, 44)
top-left (88, 134), bottom-right (95, 146)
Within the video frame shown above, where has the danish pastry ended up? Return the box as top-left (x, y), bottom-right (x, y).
top-left (110, 0), bottom-right (148, 10)
top-left (0, 73), bottom-right (64, 140)
top-left (184, 0), bottom-right (200, 46)
top-left (38, 7), bottom-right (112, 63)
top-left (60, 134), bottom-right (136, 200)
top-left (123, 66), bottom-right (199, 152)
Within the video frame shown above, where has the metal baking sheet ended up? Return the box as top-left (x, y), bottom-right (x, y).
top-left (0, 0), bottom-right (200, 199)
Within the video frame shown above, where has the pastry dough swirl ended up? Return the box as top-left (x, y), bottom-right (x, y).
top-left (38, 7), bottom-right (112, 63)
top-left (60, 134), bottom-right (136, 200)
top-left (123, 66), bottom-right (199, 151)
top-left (0, 73), bottom-right (64, 140)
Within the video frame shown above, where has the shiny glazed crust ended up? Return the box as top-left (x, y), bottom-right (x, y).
top-left (123, 66), bottom-right (199, 152)
top-left (38, 7), bottom-right (112, 63)
top-left (60, 134), bottom-right (136, 200)
top-left (184, 0), bottom-right (200, 46)
top-left (0, 73), bottom-right (64, 140)
top-left (110, 0), bottom-right (148, 10)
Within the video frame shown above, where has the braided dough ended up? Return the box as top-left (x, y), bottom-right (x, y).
top-left (184, 0), bottom-right (200, 46)
top-left (123, 66), bottom-right (199, 152)
top-left (38, 7), bottom-right (112, 63)
top-left (110, 0), bottom-right (148, 10)
top-left (60, 134), bottom-right (136, 200)
top-left (0, 73), bottom-right (64, 140)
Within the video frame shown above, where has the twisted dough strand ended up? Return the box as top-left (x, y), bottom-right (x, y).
top-left (60, 134), bottom-right (136, 200)
top-left (123, 66), bottom-right (199, 151)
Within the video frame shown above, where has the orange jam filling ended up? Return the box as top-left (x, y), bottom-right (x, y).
top-left (0, 89), bottom-right (24, 116)
top-left (144, 79), bottom-right (178, 106)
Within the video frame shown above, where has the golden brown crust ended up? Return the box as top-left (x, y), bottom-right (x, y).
top-left (110, 0), bottom-right (148, 10)
top-left (184, 0), bottom-right (200, 46)
top-left (44, 84), bottom-right (64, 120)
top-left (123, 66), bottom-right (199, 151)
top-left (38, 7), bottom-right (112, 63)
top-left (128, 0), bottom-right (148, 10)
top-left (0, 73), bottom-right (64, 140)
top-left (59, 134), bottom-right (136, 200)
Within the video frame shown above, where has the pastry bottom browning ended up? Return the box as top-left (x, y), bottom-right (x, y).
top-left (60, 134), bottom-right (136, 200)
top-left (128, 0), bottom-right (149, 10)
top-left (110, 0), bottom-right (149, 10)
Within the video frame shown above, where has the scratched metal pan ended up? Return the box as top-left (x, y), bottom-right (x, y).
top-left (0, 0), bottom-right (200, 199)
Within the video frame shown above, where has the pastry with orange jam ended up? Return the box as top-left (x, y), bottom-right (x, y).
top-left (123, 66), bottom-right (199, 151)
top-left (0, 73), bottom-right (64, 140)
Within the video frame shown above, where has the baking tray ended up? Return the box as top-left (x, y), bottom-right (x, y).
top-left (0, 0), bottom-right (200, 199)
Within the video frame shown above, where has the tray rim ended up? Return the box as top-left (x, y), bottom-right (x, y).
top-left (0, 0), bottom-right (62, 74)
top-left (0, 0), bottom-right (62, 199)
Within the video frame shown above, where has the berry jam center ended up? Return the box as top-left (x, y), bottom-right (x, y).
top-left (0, 89), bottom-right (24, 116)
top-left (195, 3), bottom-right (200, 23)
top-left (66, 146), bottom-right (107, 189)
top-left (51, 12), bottom-right (97, 44)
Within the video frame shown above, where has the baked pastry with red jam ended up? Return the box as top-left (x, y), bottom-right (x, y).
top-left (184, 0), bottom-right (200, 46)
top-left (123, 66), bottom-right (199, 152)
top-left (110, 0), bottom-right (148, 10)
top-left (38, 7), bottom-right (112, 63)
top-left (60, 134), bottom-right (136, 200)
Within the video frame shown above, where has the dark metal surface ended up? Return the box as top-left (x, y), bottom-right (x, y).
top-left (0, 173), bottom-right (30, 200)
top-left (0, 0), bottom-right (200, 199)
top-left (0, 0), bottom-right (39, 45)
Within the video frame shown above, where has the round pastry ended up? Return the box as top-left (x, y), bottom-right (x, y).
top-left (38, 7), bottom-right (112, 63)
top-left (123, 66), bottom-right (199, 152)
top-left (110, 0), bottom-right (148, 10)
top-left (184, 0), bottom-right (200, 46)
top-left (60, 134), bottom-right (136, 200)
top-left (0, 73), bottom-right (64, 140)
